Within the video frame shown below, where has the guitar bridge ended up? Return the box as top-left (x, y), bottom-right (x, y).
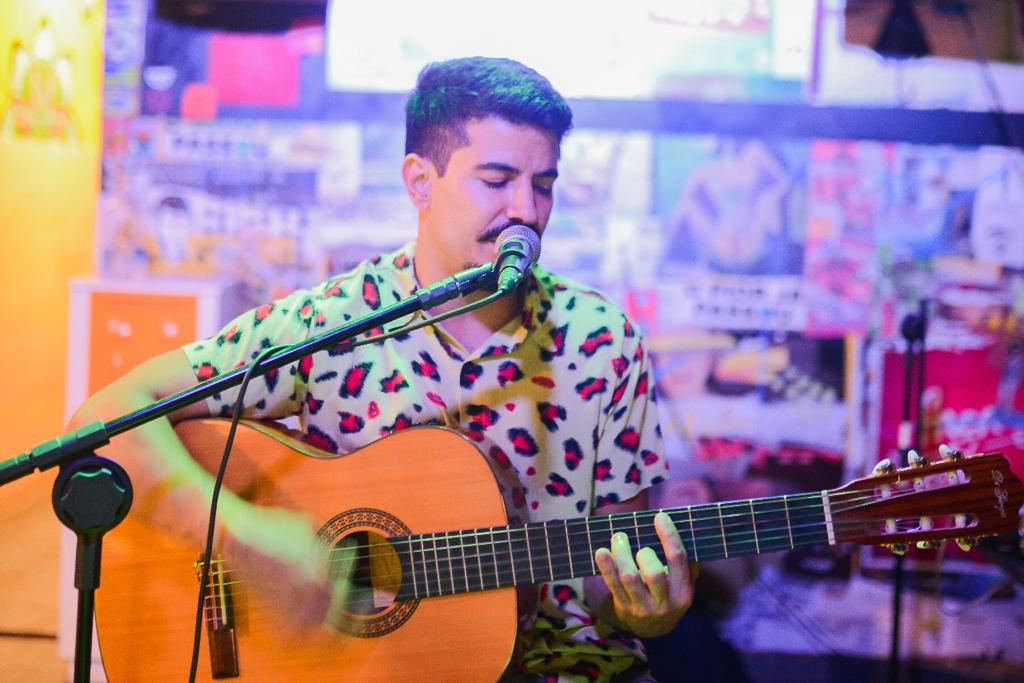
top-left (195, 552), bottom-right (240, 678)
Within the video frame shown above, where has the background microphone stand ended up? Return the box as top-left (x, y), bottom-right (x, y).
top-left (888, 299), bottom-right (928, 683)
top-left (0, 262), bottom-right (498, 683)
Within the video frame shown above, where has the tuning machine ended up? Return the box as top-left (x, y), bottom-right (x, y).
top-left (955, 537), bottom-right (978, 552)
top-left (938, 444), bottom-right (964, 461)
top-left (884, 543), bottom-right (908, 556)
top-left (872, 459), bottom-right (895, 476)
top-left (908, 449), bottom-right (928, 468)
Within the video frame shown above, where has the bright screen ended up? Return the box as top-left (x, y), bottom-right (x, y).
top-left (326, 0), bottom-right (816, 98)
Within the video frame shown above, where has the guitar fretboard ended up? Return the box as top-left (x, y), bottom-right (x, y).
top-left (392, 493), bottom-right (830, 600)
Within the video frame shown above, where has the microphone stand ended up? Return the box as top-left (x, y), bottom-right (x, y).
top-left (888, 299), bottom-right (928, 683)
top-left (0, 262), bottom-right (496, 683)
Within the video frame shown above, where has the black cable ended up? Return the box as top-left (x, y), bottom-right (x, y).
top-left (184, 285), bottom-right (508, 680)
top-left (187, 342), bottom-right (286, 683)
top-left (345, 288), bottom-right (508, 350)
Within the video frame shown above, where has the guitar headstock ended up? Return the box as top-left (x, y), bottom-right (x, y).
top-left (828, 450), bottom-right (1023, 552)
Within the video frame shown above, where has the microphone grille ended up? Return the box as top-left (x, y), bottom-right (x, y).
top-left (495, 225), bottom-right (541, 263)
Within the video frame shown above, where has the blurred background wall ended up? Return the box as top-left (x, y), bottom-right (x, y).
top-left (0, 0), bottom-right (103, 680)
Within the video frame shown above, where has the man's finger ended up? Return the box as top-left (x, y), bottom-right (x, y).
top-left (635, 546), bottom-right (669, 604)
top-left (595, 546), bottom-right (631, 607)
top-left (654, 511), bottom-right (692, 605)
top-left (611, 532), bottom-right (649, 607)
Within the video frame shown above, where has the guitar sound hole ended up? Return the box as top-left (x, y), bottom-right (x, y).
top-left (334, 530), bottom-right (401, 616)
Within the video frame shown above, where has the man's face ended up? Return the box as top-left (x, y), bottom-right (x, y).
top-left (418, 116), bottom-right (559, 277)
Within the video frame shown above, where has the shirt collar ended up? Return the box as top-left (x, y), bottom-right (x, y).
top-left (379, 241), bottom-right (559, 360)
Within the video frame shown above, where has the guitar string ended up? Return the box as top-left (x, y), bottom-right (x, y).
top-left (192, 489), bottom-right (856, 580)
top-left (193, 483), bottom-right (977, 588)
top-left (324, 489), bottom-right (876, 557)
top-left (382, 503), bottom-right (986, 595)
top-left (195, 523), bottom-right (863, 593)
top-left (325, 480), bottom-right (965, 558)
top-left (191, 478), bottom-right (985, 598)
top-left (194, 523), bottom-right (941, 617)
top-left (194, 516), bottom-right (946, 595)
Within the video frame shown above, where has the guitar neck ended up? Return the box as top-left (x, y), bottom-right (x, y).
top-left (394, 491), bottom-right (832, 600)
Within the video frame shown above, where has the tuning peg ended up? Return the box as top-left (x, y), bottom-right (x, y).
top-left (916, 539), bottom-right (942, 550)
top-left (885, 543), bottom-right (908, 556)
top-left (938, 444), bottom-right (964, 461)
top-left (955, 537), bottom-right (978, 552)
top-left (872, 459), bottom-right (895, 476)
top-left (908, 450), bottom-right (928, 467)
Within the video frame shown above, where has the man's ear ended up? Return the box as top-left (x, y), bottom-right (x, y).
top-left (402, 153), bottom-right (435, 210)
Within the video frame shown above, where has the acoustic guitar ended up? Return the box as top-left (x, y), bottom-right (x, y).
top-left (94, 419), bottom-right (1023, 681)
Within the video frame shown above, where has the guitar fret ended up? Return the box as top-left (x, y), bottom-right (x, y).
top-left (751, 496), bottom-right (795, 554)
top-left (749, 500), bottom-right (761, 554)
top-left (563, 522), bottom-right (574, 577)
top-left (449, 531), bottom-right (467, 595)
top-left (432, 536), bottom-right (444, 595)
top-left (506, 529), bottom-right (517, 586)
top-left (783, 495), bottom-right (794, 549)
top-left (406, 541), bottom-right (419, 599)
top-left (460, 532), bottom-right (470, 594)
top-left (476, 530), bottom-right (484, 592)
top-left (716, 503), bottom-right (729, 559)
top-left (525, 524), bottom-right (551, 582)
top-left (524, 526), bottom-right (536, 583)
top-left (686, 507), bottom-right (699, 561)
top-left (542, 522), bottom-right (554, 580)
top-left (445, 532), bottom-right (456, 595)
top-left (786, 495), bottom-right (829, 548)
top-left (420, 536), bottom-right (432, 598)
top-left (634, 511), bottom-right (661, 564)
top-left (608, 514), bottom-right (638, 559)
top-left (585, 517), bottom-right (595, 574)
top-left (490, 528), bottom-right (499, 589)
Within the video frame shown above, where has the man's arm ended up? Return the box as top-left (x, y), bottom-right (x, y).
top-left (583, 489), bottom-right (696, 639)
top-left (69, 349), bottom-right (219, 543)
top-left (69, 349), bottom-right (348, 629)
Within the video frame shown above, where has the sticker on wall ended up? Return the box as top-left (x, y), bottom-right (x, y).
top-left (2, 18), bottom-right (76, 141)
top-left (971, 148), bottom-right (1024, 270)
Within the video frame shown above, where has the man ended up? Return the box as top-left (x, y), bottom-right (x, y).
top-left (72, 57), bottom-right (692, 682)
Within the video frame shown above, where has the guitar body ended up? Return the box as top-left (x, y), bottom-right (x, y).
top-left (96, 419), bottom-right (519, 682)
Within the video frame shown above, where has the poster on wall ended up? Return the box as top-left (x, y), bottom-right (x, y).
top-left (98, 118), bottom-right (367, 313)
top-left (651, 136), bottom-right (809, 332)
top-left (652, 331), bottom-right (849, 490)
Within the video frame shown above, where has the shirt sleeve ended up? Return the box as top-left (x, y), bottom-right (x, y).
top-left (592, 323), bottom-right (668, 509)
top-left (181, 287), bottom-right (319, 420)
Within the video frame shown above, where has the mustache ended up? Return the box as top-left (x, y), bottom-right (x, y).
top-left (478, 222), bottom-right (540, 243)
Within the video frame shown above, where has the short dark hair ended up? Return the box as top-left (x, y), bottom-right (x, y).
top-left (405, 57), bottom-right (573, 175)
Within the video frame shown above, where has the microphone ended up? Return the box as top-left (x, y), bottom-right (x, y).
top-left (494, 225), bottom-right (541, 292)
